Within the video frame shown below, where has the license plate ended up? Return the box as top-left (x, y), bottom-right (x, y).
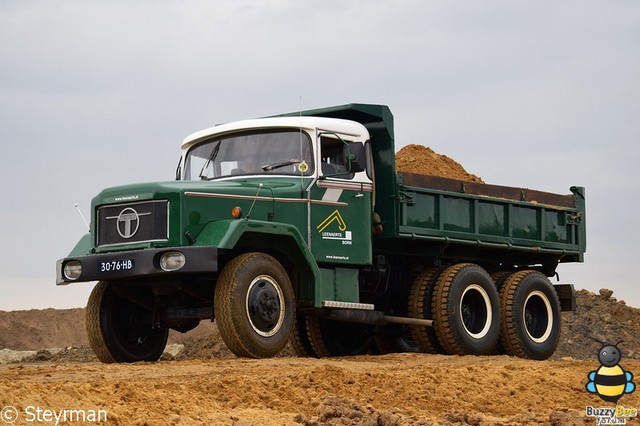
top-left (99, 259), bottom-right (135, 273)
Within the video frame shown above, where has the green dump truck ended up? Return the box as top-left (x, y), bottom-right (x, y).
top-left (56, 104), bottom-right (586, 362)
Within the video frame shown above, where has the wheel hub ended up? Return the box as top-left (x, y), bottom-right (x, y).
top-left (246, 275), bottom-right (285, 337)
top-left (461, 303), bottom-right (472, 326)
top-left (459, 284), bottom-right (492, 339)
top-left (524, 308), bottom-right (534, 331)
top-left (119, 308), bottom-right (153, 347)
top-left (256, 287), bottom-right (279, 320)
top-left (523, 291), bottom-right (553, 343)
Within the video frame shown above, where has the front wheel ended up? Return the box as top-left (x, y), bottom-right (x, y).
top-left (86, 281), bottom-right (168, 363)
top-left (214, 252), bottom-right (295, 358)
top-left (499, 271), bottom-right (561, 360)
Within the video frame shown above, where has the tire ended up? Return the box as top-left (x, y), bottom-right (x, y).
top-left (432, 264), bottom-right (500, 355)
top-left (306, 316), bottom-right (375, 357)
top-left (86, 281), bottom-right (168, 363)
top-left (374, 324), bottom-right (421, 354)
top-left (490, 271), bottom-right (512, 291)
top-left (290, 314), bottom-right (317, 357)
top-left (214, 252), bottom-right (295, 358)
top-left (499, 270), bottom-right (561, 360)
top-left (490, 271), bottom-right (513, 354)
top-left (407, 267), bottom-right (446, 353)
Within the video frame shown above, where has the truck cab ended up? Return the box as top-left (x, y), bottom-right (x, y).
top-left (178, 116), bottom-right (373, 268)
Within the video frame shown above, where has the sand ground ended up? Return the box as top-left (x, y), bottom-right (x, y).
top-left (2, 354), bottom-right (639, 425)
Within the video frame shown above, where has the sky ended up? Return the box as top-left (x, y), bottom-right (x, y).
top-left (1, 1), bottom-right (639, 311)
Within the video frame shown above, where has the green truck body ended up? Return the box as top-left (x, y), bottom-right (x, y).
top-left (57, 104), bottom-right (585, 362)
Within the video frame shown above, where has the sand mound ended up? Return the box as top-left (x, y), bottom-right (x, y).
top-left (555, 289), bottom-right (640, 359)
top-left (395, 144), bottom-right (484, 183)
top-left (0, 308), bottom-right (87, 350)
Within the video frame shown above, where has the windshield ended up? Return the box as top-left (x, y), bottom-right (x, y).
top-left (184, 129), bottom-right (314, 180)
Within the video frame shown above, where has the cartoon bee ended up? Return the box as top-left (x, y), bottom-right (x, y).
top-left (586, 341), bottom-right (635, 403)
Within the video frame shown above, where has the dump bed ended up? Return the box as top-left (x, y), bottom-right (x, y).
top-left (392, 173), bottom-right (586, 271)
top-left (279, 103), bottom-right (585, 272)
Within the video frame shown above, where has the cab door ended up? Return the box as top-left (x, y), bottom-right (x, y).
top-left (309, 133), bottom-right (372, 266)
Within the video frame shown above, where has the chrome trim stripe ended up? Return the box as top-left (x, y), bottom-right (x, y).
top-left (311, 199), bottom-right (347, 207)
top-left (317, 180), bottom-right (373, 192)
top-left (185, 191), bottom-right (300, 203)
top-left (184, 191), bottom-right (347, 206)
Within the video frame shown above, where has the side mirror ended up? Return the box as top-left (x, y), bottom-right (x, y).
top-left (347, 142), bottom-right (366, 173)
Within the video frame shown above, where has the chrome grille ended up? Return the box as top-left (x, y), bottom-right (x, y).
top-left (97, 200), bottom-right (169, 247)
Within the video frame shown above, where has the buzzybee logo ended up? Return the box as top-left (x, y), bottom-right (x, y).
top-left (586, 341), bottom-right (635, 403)
top-left (585, 341), bottom-right (637, 424)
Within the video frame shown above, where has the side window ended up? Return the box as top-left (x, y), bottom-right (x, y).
top-left (320, 137), bottom-right (353, 179)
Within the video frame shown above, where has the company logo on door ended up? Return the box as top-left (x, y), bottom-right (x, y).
top-left (317, 210), bottom-right (352, 245)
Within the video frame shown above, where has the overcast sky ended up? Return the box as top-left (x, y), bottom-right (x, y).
top-left (1, 1), bottom-right (639, 311)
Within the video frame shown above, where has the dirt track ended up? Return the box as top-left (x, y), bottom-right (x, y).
top-left (2, 289), bottom-right (640, 424)
top-left (2, 354), bottom-right (640, 425)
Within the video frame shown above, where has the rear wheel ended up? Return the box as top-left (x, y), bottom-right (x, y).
top-left (490, 271), bottom-right (512, 291)
top-left (214, 252), bottom-right (295, 358)
top-left (490, 271), bottom-right (513, 354)
top-left (374, 324), bottom-right (421, 354)
top-left (306, 316), bottom-right (375, 357)
top-left (408, 267), bottom-right (445, 353)
top-left (432, 264), bottom-right (500, 355)
top-left (86, 281), bottom-right (168, 363)
top-left (499, 270), bottom-right (561, 360)
top-left (290, 314), bottom-right (317, 357)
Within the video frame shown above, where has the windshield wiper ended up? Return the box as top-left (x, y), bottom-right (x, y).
top-left (198, 140), bottom-right (222, 180)
top-left (261, 159), bottom-right (302, 172)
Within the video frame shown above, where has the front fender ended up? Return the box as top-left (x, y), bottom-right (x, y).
top-left (194, 219), bottom-right (321, 305)
top-left (68, 233), bottom-right (93, 257)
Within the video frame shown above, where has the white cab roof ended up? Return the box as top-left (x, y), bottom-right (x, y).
top-left (181, 116), bottom-right (369, 151)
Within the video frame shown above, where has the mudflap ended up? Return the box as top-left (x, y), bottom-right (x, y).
top-left (554, 284), bottom-right (576, 312)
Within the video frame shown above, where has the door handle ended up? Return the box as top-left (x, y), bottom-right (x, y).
top-left (354, 193), bottom-right (364, 198)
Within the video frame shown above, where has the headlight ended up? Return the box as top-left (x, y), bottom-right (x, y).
top-left (63, 261), bottom-right (82, 280)
top-left (159, 251), bottom-right (186, 272)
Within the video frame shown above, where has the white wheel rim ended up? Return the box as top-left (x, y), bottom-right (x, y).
top-left (523, 290), bottom-right (553, 343)
top-left (459, 284), bottom-right (492, 339)
top-left (245, 275), bottom-right (286, 337)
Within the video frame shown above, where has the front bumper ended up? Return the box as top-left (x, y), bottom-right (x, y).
top-left (56, 246), bottom-right (218, 285)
